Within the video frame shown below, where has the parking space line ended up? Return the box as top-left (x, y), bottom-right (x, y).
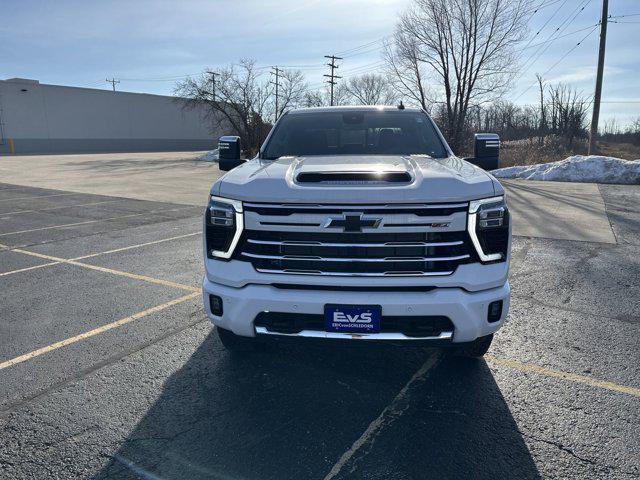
top-left (323, 354), bottom-right (441, 480)
top-left (0, 193), bottom-right (81, 203)
top-left (0, 232), bottom-right (199, 278)
top-left (0, 261), bottom-right (62, 277)
top-left (0, 292), bottom-right (200, 371)
top-left (72, 232), bottom-right (199, 260)
top-left (67, 261), bottom-right (199, 292)
top-left (1, 199), bottom-right (124, 216)
top-left (486, 355), bottom-right (640, 397)
top-left (6, 247), bottom-right (199, 292)
top-left (0, 205), bottom-right (195, 237)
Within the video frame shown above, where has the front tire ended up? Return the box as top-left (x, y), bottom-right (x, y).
top-left (217, 327), bottom-right (257, 353)
top-left (455, 334), bottom-right (494, 358)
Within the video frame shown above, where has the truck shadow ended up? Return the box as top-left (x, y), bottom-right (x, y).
top-left (94, 333), bottom-right (540, 480)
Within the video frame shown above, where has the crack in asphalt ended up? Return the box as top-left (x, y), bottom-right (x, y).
top-left (521, 431), bottom-right (639, 477)
top-left (513, 292), bottom-right (640, 324)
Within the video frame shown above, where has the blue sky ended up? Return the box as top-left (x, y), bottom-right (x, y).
top-left (1, 0), bottom-right (639, 125)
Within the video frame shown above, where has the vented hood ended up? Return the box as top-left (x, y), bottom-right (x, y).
top-left (214, 155), bottom-right (498, 204)
top-left (293, 156), bottom-right (413, 184)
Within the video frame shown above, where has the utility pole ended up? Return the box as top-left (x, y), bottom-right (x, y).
top-left (270, 66), bottom-right (282, 121)
top-left (588, 0), bottom-right (608, 154)
top-left (206, 71), bottom-right (218, 102)
top-left (324, 55), bottom-right (342, 106)
top-left (105, 78), bottom-right (120, 92)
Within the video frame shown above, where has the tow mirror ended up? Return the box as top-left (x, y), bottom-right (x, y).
top-left (467, 133), bottom-right (500, 170)
top-left (218, 136), bottom-right (245, 171)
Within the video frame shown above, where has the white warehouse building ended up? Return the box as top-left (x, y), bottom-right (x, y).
top-left (0, 78), bottom-right (219, 154)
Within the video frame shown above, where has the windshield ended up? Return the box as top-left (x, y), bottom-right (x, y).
top-left (262, 110), bottom-right (448, 159)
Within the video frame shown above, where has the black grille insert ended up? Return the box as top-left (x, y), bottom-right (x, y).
top-left (255, 312), bottom-right (454, 338)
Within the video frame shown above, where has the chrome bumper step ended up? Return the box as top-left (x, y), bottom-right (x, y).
top-left (254, 326), bottom-right (453, 341)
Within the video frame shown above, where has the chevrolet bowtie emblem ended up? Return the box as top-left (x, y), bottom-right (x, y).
top-left (324, 214), bottom-right (381, 232)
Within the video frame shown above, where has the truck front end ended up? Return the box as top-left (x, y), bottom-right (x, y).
top-left (203, 106), bottom-right (510, 355)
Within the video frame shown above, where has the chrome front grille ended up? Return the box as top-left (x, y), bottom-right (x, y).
top-left (236, 203), bottom-right (475, 276)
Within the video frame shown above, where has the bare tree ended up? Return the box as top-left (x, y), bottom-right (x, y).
top-left (274, 69), bottom-right (309, 119)
top-left (603, 117), bottom-right (620, 136)
top-left (299, 83), bottom-right (350, 108)
top-left (390, 0), bottom-right (531, 151)
top-left (332, 83), bottom-right (351, 106)
top-left (301, 90), bottom-right (324, 108)
top-left (383, 37), bottom-right (430, 111)
top-left (344, 73), bottom-right (398, 105)
top-left (547, 83), bottom-right (588, 148)
top-left (175, 59), bottom-right (273, 155)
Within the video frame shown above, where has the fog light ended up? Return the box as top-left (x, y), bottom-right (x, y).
top-left (210, 295), bottom-right (223, 316)
top-left (488, 300), bottom-right (503, 323)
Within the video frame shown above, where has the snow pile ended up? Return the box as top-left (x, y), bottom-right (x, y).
top-left (491, 155), bottom-right (640, 185)
top-left (198, 149), bottom-right (219, 162)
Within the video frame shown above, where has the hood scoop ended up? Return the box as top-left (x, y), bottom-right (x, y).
top-left (296, 171), bottom-right (412, 185)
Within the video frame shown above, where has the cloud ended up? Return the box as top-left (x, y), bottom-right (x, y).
top-left (548, 65), bottom-right (623, 84)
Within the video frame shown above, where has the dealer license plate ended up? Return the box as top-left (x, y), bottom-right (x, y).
top-left (324, 305), bottom-right (381, 334)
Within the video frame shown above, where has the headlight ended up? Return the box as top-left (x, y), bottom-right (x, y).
top-left (468, 196), bottom-right (509, 262)
top-left (205, 196), bottom-right (243, 259)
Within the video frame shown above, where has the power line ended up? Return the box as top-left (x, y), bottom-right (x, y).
top-left (608, 12), bottom-right (640, 19)
top-left (334, 36), bottom-right (389, 57)
top-left (514, 24), bottom-right (599, 102)
top-left (324, 55), bottom-right (342, 106)
top-left (519, 0), bottom-right (592, 73)
top-left (531, 0), bottom-right (565, 12)
top-left (105, 78), bottom-right (120, 91)
top-left (513, 0), bottom-right (594, 88)
top-left (519, 24), bottom-right (599, 50)
top-left (520, 0), bottom-right (570, 52)
top-left (341, 45), bottom-right (386, 59)
top-left (340, 60), bottom-right (385, 76)
top-left (118, 75), bottom-right (197, 82)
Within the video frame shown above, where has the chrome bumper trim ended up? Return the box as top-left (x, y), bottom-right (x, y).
top-left (246, 239), bottom-right (464, 248)
top-left (254, 327), bottom-right (454, 341)
top-left (242, 252), bottom-right (470, 262)
top-left (254, 268), bottom-right (454, 277)
top-left (244, 202), bottom-right (468, 210)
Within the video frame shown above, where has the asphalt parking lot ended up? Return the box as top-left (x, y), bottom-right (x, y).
top-left (0, 157), bottom-right (639, 479)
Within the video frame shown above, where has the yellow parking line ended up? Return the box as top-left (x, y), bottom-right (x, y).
top-left (0, 261), bottom-right (62, 277)
top-left (72, 232), bottom-right (199, 260)
top-left (68, 260), bottom-right (199, 292)
top-left (486, 355), bottom-right (640, 397)
top-left (0, 232), bottom-right (199, 278)
top-left (0, 292), bottom-right (200, 371)
top-left (0, 206), bottom-right (194, 237)
top-left (8, 247), bottom-right (198, 292)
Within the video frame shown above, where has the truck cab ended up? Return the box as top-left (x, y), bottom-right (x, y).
top-left (203, 106), bottom-right (510, 356)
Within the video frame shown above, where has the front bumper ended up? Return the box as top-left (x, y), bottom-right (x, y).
top-left (202, 276), bottom-right (510, 343)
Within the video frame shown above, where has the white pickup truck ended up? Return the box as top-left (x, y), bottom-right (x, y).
top-left (202, 105), bottom-right (511, 356)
